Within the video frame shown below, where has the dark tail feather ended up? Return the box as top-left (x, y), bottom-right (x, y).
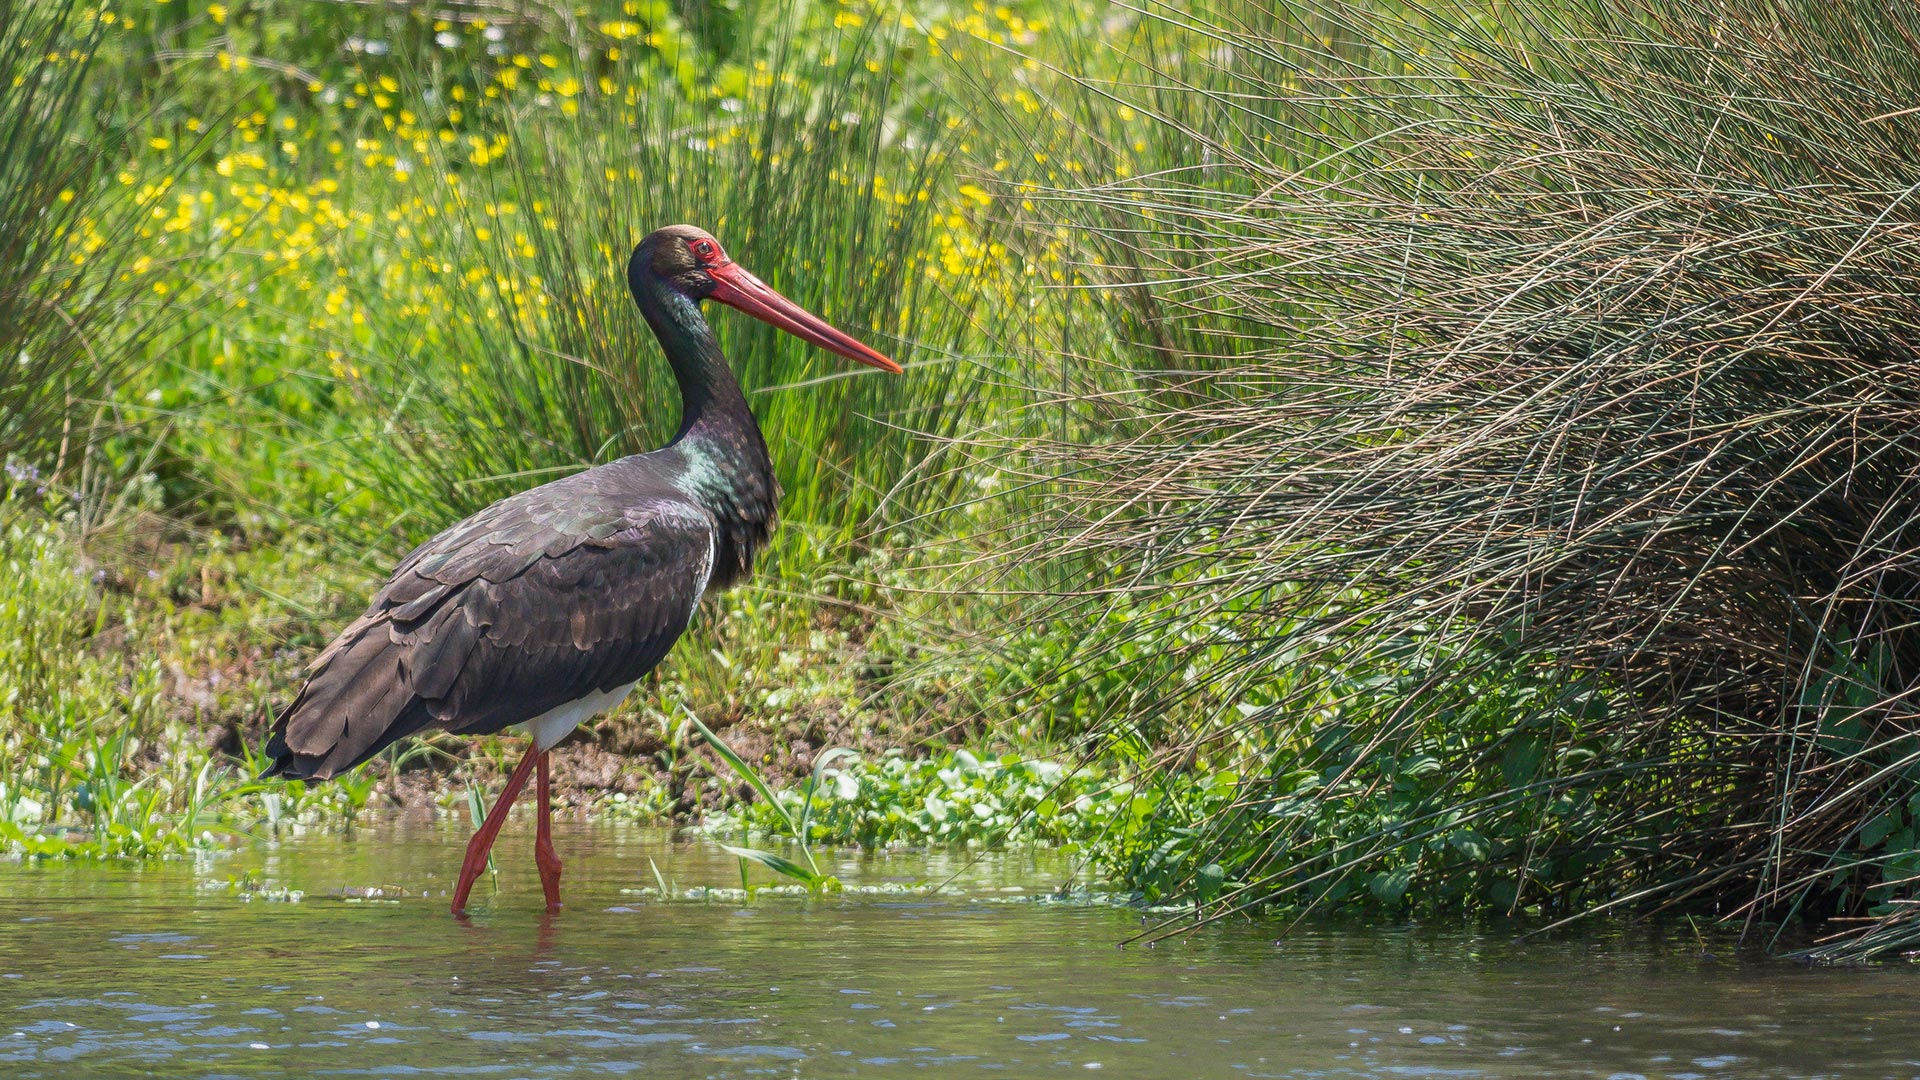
top-left (259, 740), bottom-right (312, 780)
top-left (262, 696), bottom-right (438, 781)
top-left (261, 620), bottom-right (437, 781)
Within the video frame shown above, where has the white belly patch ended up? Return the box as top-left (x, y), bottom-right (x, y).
top-left (517, 680), bottom-right (639, 752)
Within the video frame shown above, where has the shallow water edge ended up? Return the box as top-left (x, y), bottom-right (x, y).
top-left (1, 820), bottom-right (1916, 1078)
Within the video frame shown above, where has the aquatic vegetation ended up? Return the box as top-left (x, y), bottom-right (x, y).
top-left (707, 745), bottom-right (1148, 851)
top-left (686, 708), bottom-right (842, 894)
top-left (0, 492), bottom-right (228, 858)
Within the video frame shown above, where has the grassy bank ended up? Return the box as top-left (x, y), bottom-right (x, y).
top-left (0, 0), bottom-right (1128, 862)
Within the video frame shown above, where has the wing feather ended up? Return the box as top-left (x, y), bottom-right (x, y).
top-left (265, 465), bottom-right (716, 780)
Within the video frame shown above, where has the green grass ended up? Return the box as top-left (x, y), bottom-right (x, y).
top-left (0, 1), bottom-right (182, 491)
top-left (0, 485), bottom-right (377, 856)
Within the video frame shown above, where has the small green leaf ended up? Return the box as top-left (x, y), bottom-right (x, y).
top-left (1501, 736), bottom-right (1545, 787)
top-left (798, 747), bottom-right (860, 847)
top-left (1195, 862), bottom-right (1225, 906)
top-left (1447, 829), bottom-right (1491, 862)
top-left (1860, 810), bottom-right (1899, 850)
top-left (1370, 866), bottom-right (1413, 907)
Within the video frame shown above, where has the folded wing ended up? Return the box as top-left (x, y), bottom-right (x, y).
top-left (265, 472), bottom-right (716, 780)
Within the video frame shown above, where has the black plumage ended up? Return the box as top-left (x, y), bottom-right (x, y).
top-left (260, 223), bottom-right (898, 915)
top-left (263, 465), bottom-right (722, 779)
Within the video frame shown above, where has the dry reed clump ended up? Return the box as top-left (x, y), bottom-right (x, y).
top-left (978, 0), bottom-right (1920, 958)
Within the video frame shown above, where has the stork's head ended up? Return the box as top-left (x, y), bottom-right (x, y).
top-left (630, 225), bottom-right (902, 373)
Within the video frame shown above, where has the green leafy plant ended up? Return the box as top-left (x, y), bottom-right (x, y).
top-left (684, 706), bottom-right (841, 895)
top-left (710, 745), bottom-right (1138, 851)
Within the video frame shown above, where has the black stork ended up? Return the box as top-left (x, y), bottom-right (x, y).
top-left (263, 224), bottom-right (900, 915)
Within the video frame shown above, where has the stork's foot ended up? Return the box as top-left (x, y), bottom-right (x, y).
top-left (535, 751), bottom-right (563, 914)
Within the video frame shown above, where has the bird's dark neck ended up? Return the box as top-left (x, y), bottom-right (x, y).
top-left (629, 286), bottom-right (742, 437)
top-left (632, 281), bottom-right (778, 589)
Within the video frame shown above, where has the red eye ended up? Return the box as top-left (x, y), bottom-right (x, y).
top-left (693, 240), bottom-right (714, 260)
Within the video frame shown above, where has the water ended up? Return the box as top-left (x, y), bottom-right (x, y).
top-left (0, 822), bottom-right (1916, 1078)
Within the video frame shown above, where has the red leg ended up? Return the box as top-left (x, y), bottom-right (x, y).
top-left (534, 751), bottom-right (563, 913)
top-left (451, 745), bottom-right (540, 916)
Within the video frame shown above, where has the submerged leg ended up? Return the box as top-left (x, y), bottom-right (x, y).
top-left (451, 744), bottom-right (541, 916)
top-left (534, 751), bottom-right (563, 913)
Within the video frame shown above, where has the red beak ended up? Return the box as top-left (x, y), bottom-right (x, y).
top-left (707, 261), bottom-right (902, 374)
